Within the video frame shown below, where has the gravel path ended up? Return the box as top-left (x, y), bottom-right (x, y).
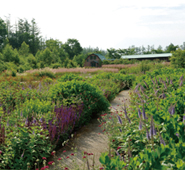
top-left (46, 90), bottom-right (131, 170)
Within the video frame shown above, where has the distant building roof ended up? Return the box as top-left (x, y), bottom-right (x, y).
top-left (94, 53), bottom-right (106, 60)
top-left (121, 53), bottom-right (172, 59)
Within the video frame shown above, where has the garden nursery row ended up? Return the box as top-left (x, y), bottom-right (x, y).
top-left (1, 67), bottom-right (185, 169)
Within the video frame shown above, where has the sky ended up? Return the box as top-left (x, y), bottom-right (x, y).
top-left (1, 0), bottom-right (185, 51)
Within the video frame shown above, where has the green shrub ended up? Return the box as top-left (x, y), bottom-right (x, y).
top-left (11, 70), bottom-right (17, 77)
top-left (170, 49), bottom-right (185, 68)
top-left (33, 70), bottom-right (56, 79)
top-left (51, 63), bottom-right (61, 69)
top-left (57, 73), bottom-right (84, 82)
top-left (18, 65), bottom-right (24, 73)
top-left (0, 124), bottom-right (53, 169)
top-left (49, 80), bottom-right (110, 126)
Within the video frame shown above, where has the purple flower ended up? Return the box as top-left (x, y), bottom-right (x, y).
top-left (119, 128), bottom-right (122, 132)
top-left (137, 93), bottom-right (141, 98)
top-left (163, 81), bottom-right (167, 90)
top-left (170, 79), bottom-right (173, 85)
top-left (134, 84), bottom-right (140, 93)
top-left (117, 115), bottom-right (122, 125)
top-left (138, 108), bottom-right (142, 118)
top-left (183, 114), bottom-right (185, 125)
top-left (7, 119), bottom-right (9, 127)
top-left (179, 80), bottom-right (183, 87)
top-left (154, 89), bottom-right (160, 96)
top-left (166, 77), bottom-right (169, 84)
top-left (122, 105), bottom-right (131, 123)
top-left (20, 111), bottom-right (23, 117)
top-left (140, 85), bottom-right (145, 92)
top-left (39, 117), bottom-right (43, 122)
top-left (146, 129), bottom-right (150, 140)
top-left (142, 107), bottom-right (147, 120)
top-left (159, 136), bottom-right (166, 146)
top-left (150, 77), bottom-right (155, 85)
top-left (139, 120), bottom-right (142, 130)
top-left (33, 119), bottom-right (36, 124)
top-left (21, 151), bottom-right (24, 158)
top-left (168, 105), bottom-right (175, 116)
top-left (25, 118), bottom-right (29, 126)
top-left (176, 133), bottom-right (179, 138)
top-left (155, 77), bottom-right (158, 85)
top-left (143, 80), bottom-right (148, 88)
top-left (149, 117), bottom-right (157, 137)
top-left (180, 75), bottom-right (183, 81)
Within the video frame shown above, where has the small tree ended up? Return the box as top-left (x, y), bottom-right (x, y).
top-left (170, 49), bottom-right (185, 68)
top-left (19, 41), bottom-right (29, 57)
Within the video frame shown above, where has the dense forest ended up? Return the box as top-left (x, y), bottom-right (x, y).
top-left (0, 16), bottom-right (185, 73)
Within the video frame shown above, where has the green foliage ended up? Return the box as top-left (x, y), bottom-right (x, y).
top-left (16, 98), bottom-right (54, 120)
top-left (51, 63), bottom-right (61, 69)
top-left (18, 65), bottom-right (25, 73)
top-left (49, 80), bottom-right (110, 125)
top-left (0, 18), bottom-right (7, 52)
top-left (11, 70), bottom-right (16, 77)
top-left (2, 44), bottom-right (16, 62)
top-left (99, 152), bottom-right (126, 169)
top-left (57, 73), bottom-right (84, 82)
top-left (27, 54), bottom-right (38, 69)
top-left (0, 60), bottom-right (7, 73)
top-left (73, 54), bottom-right (86, 67)
top-left (19, 41), bottom-right (30, 57)
top-left (63, 38), bottom-right (83, 59)
top-left (0, 124), bottom-right (53, 169)
top-left (170, 49), bottom-right (185, 68)
top-left (33, 70), bottom-right (56, 79)
top-left (140, 60), bottom-right (151, 74)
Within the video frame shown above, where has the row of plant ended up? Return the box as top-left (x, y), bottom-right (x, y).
top-left (98, 67), bottom-right (185, 169)
top-left (0, 72), bottom-right (136, 169)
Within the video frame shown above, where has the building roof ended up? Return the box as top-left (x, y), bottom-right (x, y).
top-left (94, 53), bottom-right (106, 60)
top-left (121, 53), bottom-right (172, 59)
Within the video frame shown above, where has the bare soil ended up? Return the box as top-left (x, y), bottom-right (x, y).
top-left (46, 90), bottom-right (131, 170)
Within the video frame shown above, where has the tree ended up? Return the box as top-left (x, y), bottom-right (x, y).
top-left (42, 48), bottom-right (52, 66)
top-left (73, 54), bottom-right (86, 67)
top-left (107, 48), bottom-right (121, 59)
top-left (170, 49), bottom-right (185, 68)
top-left (63, 39), bottom-right (83, 59)
top-left (0, 18), bottom-right (7, 52)
top-left (165, 43), bottom-right (178, 53)
top-left (27, 54), bottom-right (37, 69)
top-left (2, 44), bottom-right (15, 62)
top-left (29, 18), bottom-right (41, 55)
top-left (19, 41), bottom-right (29, 57)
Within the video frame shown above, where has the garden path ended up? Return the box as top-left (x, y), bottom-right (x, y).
top-left (46, 90), bottom-right (131, 170)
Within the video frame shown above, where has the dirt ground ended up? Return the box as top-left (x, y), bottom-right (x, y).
top-left (46, 90), bottom-right (131, 170)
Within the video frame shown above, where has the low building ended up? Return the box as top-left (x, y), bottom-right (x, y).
top-left (121, 53), bottom-right (172, 61)
top-left (84, 53), bottom-right (106, 67)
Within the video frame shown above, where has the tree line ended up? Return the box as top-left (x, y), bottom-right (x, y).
top-left (0, 16), bottom-right (185, 73)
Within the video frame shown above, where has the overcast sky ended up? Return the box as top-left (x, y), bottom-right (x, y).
top-left (1, 0), bottom-right (185, 50)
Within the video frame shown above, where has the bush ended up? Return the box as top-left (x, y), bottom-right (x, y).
top-left (0, 124), bottom-right (53, 169)
top-left (51, 63), bottom-right (61, 69)
top-left (11, 70), bottom-right (16, 77)
top-left (49, 80), bottom-right (110, 126)
top-left (18, 65), bottom-right (24, 73)
top-left (170, 49), bottom-right (185, 68)
top-left (33, 70), bottom-right (56, 79)
top-left (57, 73), bottom-right (84, 82)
